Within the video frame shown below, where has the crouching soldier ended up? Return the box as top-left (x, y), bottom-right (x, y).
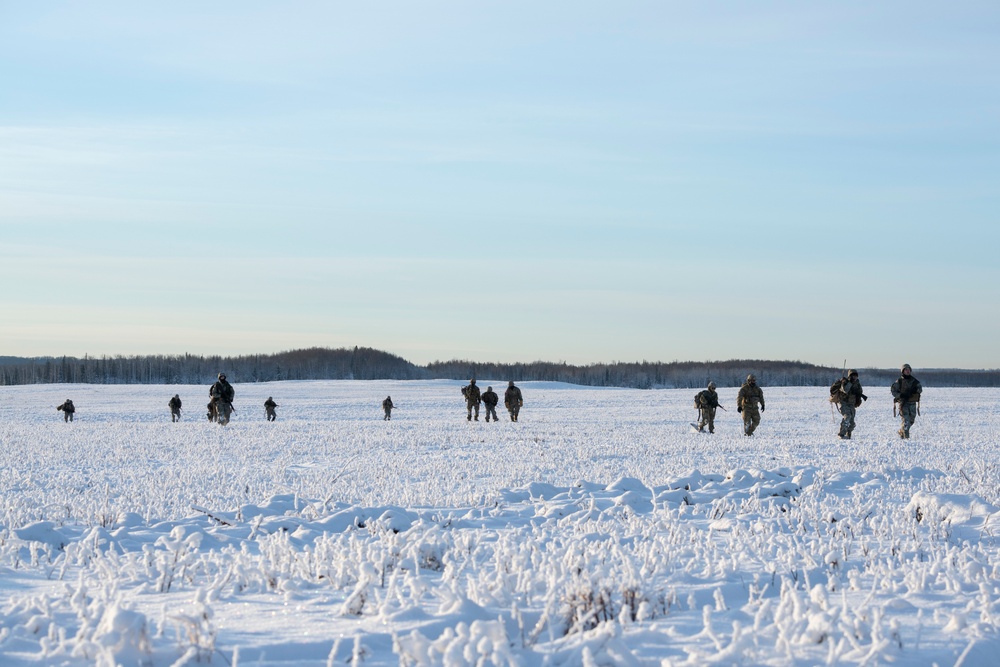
top-left (482, 386), bottom-right (500, 422)
top-left (168, 394), bottom-right (182, 422)
top-left (831, 370), bottom-right (866, 439)
top-left (462, 379), bottom-right (481, 421)
top-left (264, 397), bottom-right (278, 421)
top-left (891, 363), bottom-right (922, 439)
top-left (504, 381), bottom-right (523, 422)
top-left (382, 396), bottom-right (393, 420)
top-left (56, 399), bottom-right (76, 422)
top-left (695, 382), bottom-right (719, 433)
top-left (736, 374), bottom-right (764, 436)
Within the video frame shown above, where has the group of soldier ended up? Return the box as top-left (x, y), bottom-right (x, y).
top-left (167, 375), bottom-right (528, 424)
top-left (164, 374), bottom-right (279, 423)
top-left (461, 379), bottom-right (524, 422)
top-left (694, 364), bottom-right (923, 439)
top-left (49, 367), bottom-right (924, 438)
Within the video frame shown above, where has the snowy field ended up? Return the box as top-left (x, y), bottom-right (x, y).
top-left (0, 380), bottom-right (998, 666)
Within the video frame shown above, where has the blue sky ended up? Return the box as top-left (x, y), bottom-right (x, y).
top-left (2, 2), bottom-right (998, 368)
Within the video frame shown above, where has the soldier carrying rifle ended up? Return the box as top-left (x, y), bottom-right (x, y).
top-left (891, 364), bottom-right (922, 439)
top-left (830, 370), bottom-right (866, 439)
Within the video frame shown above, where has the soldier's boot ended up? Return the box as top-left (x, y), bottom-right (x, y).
top-left (898, 428), bottom-right (905, 439)
top-left (467, 416), bottom-right (472, 421)
top-left (708, 429), bottom-right (714, 434)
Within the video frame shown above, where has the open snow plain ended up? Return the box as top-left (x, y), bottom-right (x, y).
top-left (0, 380), bottom-right (998, 666)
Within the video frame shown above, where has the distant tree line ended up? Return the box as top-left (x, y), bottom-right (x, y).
top-left (1, 348), bottom-right (997, 388)
top-left (0, 347), bottom-right (422, 385)
top-left (424, 359), bottom-right (1000, 389)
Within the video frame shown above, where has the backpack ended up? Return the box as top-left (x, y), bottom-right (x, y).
top-left (461, 386), bottom-right (468, 398)
top-left (829, 379), bottom-right (845, 403)
top-left (694, 391), bottom-right (706, 409)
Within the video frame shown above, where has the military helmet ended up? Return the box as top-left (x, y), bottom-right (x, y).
top-left (508, 380), bottom-right (515, 386)
top-left (218, 373), bottom-right (226, 380)
top-left (901, 363), bottom-right (912, 373)
top-left (747, 374), bottom-right (756, 382)
top-left (848, 369), bottom-right (858, 378)
top-left (707, 381), bottom-right (716, 390)
top-left (487, 386), bottom-right (493, 391)
top-left (470, 378), bottom-right (476, 384)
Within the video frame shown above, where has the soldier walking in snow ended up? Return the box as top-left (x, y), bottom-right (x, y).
top-left (831, 370), bottom-right (866, 439)
top-left (891, 363), bottom-right (922, 439)
top-left (736, 374), bottom-right (765, 436)
top-left (504, 381), bottom-right (523, 422)
top-left (462, 379), bottom-right (481, 421)
top-left (168, 394), bottom-right (182, 422)
top-left (56, 399), bottom-right (75, 422)
top-left (264, 397), bottom-right (278, 422)
top-left (209, 373), bottom-right (235, 424)
top-left (382, 396), bottom-right (393, 420)
top-left (695, 382), bottom-right (719, 433)
top-left (482, 386), bottom-right (500, 422)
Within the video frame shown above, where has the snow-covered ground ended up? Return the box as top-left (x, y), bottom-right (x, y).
top-left (0, 380), bottom-right (998, 666)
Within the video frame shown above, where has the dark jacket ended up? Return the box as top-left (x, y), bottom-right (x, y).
top-left (835, 378), bottom-right (865, 407)
top-left (463, 383), bottom-right (481, 403)
top-left (57, 400), bottom-right (75, 413)
top-left (211, 379), bottom-right (235, 403)
top-left (482, 389), bottom-right (499, 407)
top-left (737, 383), bottom-right (764, 411)
top-left (504, 385), bottom-right (523, 408)
top-left (891, 375), bottom-right (922, 404)
top-left (696, 389), bottom-right (719, 409)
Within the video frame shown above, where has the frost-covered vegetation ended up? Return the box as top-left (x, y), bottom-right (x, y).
top-left (0, 381), bottom-right (998, 665)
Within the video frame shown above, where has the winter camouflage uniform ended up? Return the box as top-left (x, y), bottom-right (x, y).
top-left (462, 380), bottom-right (481, 421)
top-left (264, 397), bottom-right (278, 422)
top-left (168, 394), bottom-right (182, 422)
top-left (504, 381), bottom-right (523, 422)
top-left (832, 371), bottom-right (866, 439)
top-left (695, 383), bottom-right (719, 433)
top-left (482, 387), bottom-right (500, 422)
top-left (736, 375), bottom-right (764, 436)
top-left (57, 399), bottom-right (75, 422)
top-left (382, 396), bottom-right (393, 421)
top-left (890, 364), bottom-right (922, 439)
